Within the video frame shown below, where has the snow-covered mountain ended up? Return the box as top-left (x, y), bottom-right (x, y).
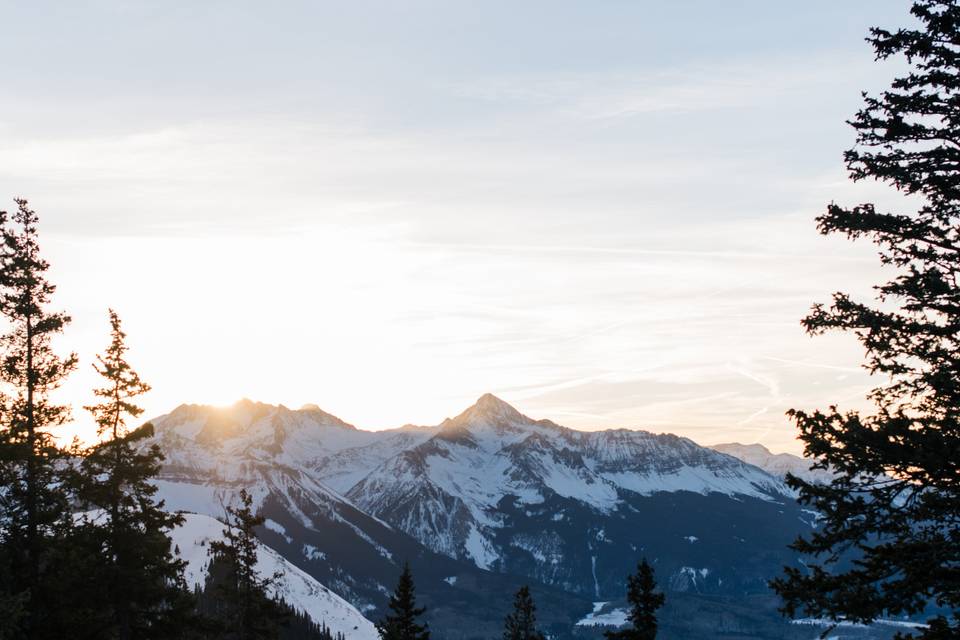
top-left (327, 394), bottom-right (811, 601)
top-left (171, 512), bottom-right (378, 640)
top-left (149, 399), bottom-right (436, 486)
top-left (346, 394), bottom-right (789, 570)
top-left (147, 400), bottom-right (593, 637)
top-left (709, 442), bottom-right (835, 485)
top-left (143, 393), bottom-right (814, 634)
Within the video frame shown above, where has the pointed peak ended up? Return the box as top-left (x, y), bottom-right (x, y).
top-left (439, 393), bottom-right (530, 435)
top-left (468, 393), bottom-right (525, 421)
top-left (474, 393), bottom-right (517, 412)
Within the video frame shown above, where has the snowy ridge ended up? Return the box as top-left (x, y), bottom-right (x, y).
top-left (144, 393), bottom-right (804, 604)
top-left (149, 399), bottom-right (436, 486)
top-left (710, 443), bottom-right (835, 485)
top-left (171, 513), bottom-right (378, 640)
top-left (147, 396), bottom-right (787, 512)
top-left (346, 394), bottom-right (789, 566)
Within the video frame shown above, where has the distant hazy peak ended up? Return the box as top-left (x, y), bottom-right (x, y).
top-left (710, 442), bottom-right (833, 484)
top-left (717, 442), bottom-right (775, 456)
top-left (712, 442), bottom-right (789, 459)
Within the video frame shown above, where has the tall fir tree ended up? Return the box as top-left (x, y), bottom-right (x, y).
top-left (206, 488), bottom-right (286, 640)
top-left (376, 563), bottom-right (429, 640)
top-left (73, 310), bottom-right (195, 639)
top-left (770, 2), bottom-right (960, 637)
top-left (0, 198), bottom-right (78, 639)
top-left (502, 586), bottom-right (545, 640)
top-left (605, 560), bottom-right (664, 640)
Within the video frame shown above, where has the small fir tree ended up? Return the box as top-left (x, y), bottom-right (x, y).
top-left (207, 488), bottom-right (286, 640)
top-left (73, 310), bottom-right (195, 639)
top-left (605, 560), bottom-right (664, 640)
top-left (502, 586), bottom-right (545, 640)
top-left (376, 563), bottom-right (429, 640)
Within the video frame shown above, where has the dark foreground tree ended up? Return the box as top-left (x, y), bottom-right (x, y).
top-left (503, 586), bottom-right (545, 640)
top-left (606, 560), bottom-right (664, 640)
top-left (376, 563), bottom-right (429, 640)
top-left (206, 488), bottom-right (286, 640)
top-left (73, 310), bottom-right (195, 639)
top-left (0, 198), bottom-right (78, 639)
top-left (771, 2), bottom-right (960, 637)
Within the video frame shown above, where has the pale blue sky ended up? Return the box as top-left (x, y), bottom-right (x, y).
top-left (0, 1), bottom-right (914, 452)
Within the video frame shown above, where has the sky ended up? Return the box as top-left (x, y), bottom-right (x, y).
top-left (0, 1), bottom-right (919, 453)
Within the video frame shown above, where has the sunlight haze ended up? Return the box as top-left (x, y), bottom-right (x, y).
top-left (0, 1), bottom-right (913, 454)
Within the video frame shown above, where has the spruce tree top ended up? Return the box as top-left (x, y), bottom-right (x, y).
top-left (376, 562), bottom-right (429, 640)
top-left (85, 309), bottom-right (151, 441)
top-left (605, 559), bottom-right (664, 640)
top-left (503, 586), bottom-right (545, 640)
top-left (0, 198), bottom-right (77, 445)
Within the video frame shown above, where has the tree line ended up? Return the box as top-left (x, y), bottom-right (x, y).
top-left (376, 559), bottom-right (663, 640)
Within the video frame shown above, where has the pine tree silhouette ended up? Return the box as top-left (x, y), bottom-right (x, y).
top-left (605, 560), bottom-right (664, 640)
top-left (207, 488), bottom-right (286, 640)
top-left (502, 586), bottom-right (545, 640)
top-left (770, 3), bottom-right (960, 636)
top-left (73, 310), bottom-right (196, 638)
top-left (0, 198), bottom-right (78, 638)
top-left (376, 562), bottom-right (429, 640)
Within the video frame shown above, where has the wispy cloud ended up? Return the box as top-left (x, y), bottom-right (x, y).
top-left (0, 2), bottom-right (901, 454)
top-left (448, 50), bottom-right (880, 119)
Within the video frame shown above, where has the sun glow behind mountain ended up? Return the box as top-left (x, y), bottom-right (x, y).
top-left (45, 216), bottom-right (881, 455)
top-left (1, 1), bottom-right (909, 454)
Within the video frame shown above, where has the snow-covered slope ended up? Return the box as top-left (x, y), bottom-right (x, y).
top-left (150, 399), bottom-right (436, 486)
top-left (709, 442), bottom-right (835, 485)
top-left (347, 394), bottom-right (789, 570)
top-left (144, 394), bottom-right (811, 628)
top-left (146, 402), bottom-right (428, 611)
top-left (171, 512), bottom-right (377, 640)
top-left (145, 402), bottom-right (591, 636)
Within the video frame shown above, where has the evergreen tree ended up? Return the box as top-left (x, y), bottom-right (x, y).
top-left (770, 2), bottom-right (960, 637)
top-left (0, 198), bottom-right (78, 639)
top-left (376, 563), bottom-right (429, 640)
top-left (605, 560), bottom-right (663, 640)
top-left (502, 586), bottom-right (545, 640)
top-left (207, 488), bottom-right (286, 640)
top-left (73, 310), bottom-right (195, 639)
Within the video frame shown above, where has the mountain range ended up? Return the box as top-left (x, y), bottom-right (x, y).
top-left (142, 394), bottom-right (891, 640)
